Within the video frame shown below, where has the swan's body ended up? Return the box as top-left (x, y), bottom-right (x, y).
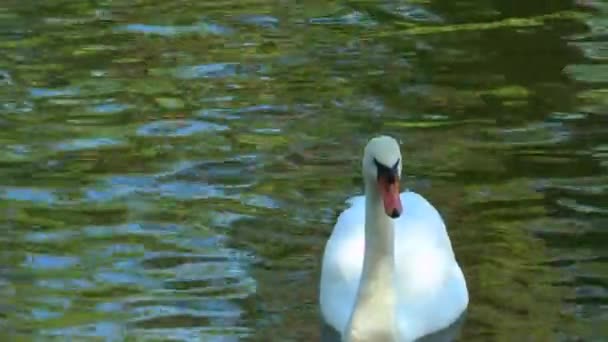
top-left (319, 136), bottom-right (468, 341)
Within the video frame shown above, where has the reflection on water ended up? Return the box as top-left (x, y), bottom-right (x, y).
top-left (0, 0), bottom-right (607, 341)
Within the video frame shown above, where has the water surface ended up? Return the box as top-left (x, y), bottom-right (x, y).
top-left (0, 0), bottom-right (607, 340)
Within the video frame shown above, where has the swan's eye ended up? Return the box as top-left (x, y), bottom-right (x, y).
top-left (392, 159), bottom-right (400, 171)
top-left (373, 158), bottom-right (399, 184)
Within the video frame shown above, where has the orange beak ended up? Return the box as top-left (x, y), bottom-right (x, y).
top-left (379, 175), bottom-right (402, 218)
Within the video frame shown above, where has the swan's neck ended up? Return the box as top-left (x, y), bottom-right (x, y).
top-left (345, 186), bottom-right (397, 341)
top-left (361, 189), bottom-right (395, 288)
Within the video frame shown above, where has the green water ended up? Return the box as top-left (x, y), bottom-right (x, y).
top-left (0, 0), bottom-right (607, 341)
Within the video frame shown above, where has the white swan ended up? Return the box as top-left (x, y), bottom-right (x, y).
top-left (319, 136), bottom-right (468, 342)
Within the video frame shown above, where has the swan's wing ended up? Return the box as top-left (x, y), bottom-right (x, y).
top-left (319, 195), bottom-right (366, 334)
top-left (395, 191), bottom-right (454, 256)
top-left (394, 192), bottom-right (469, 340)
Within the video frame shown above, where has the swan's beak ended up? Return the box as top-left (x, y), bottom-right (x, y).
top-left (379, 175), bottom-right (402, 219)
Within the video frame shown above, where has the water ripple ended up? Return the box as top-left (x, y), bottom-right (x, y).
top-left (29, 87), bottom-right (79, 99)
top-left (54, 138), bottom-right (124, 151)
top-left (309, 10), bottom-right (377, 27)
top-left (136, 120), bottom-right (228, 137)
top-left (173, 64), bottom-right (235, 79)
top-left (1, 187), bottom-right (56, 204)
top-left (89, 102), bottom-right (132, 114)
top-left (23, 254), bottom-right (79, 270)
top-left (157, 182), bottom-right (226, 200)
top-left (116, 21), bottom-right (232, 36)
top-left (379, 4), bottom-right (444, 23)
top-left (237, 15), bottom-right (279, 29)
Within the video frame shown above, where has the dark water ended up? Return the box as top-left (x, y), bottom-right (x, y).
top-left (0, 0), bottom-right (607, 341)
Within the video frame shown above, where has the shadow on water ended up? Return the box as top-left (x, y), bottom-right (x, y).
top-left (0, 0), bottom-right (607, 341)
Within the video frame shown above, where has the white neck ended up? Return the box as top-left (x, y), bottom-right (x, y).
top-left (344, 183), bottom-right (397, 341)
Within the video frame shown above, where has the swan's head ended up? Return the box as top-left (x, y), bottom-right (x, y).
top-left (362, 136), bottom-right (403, 219)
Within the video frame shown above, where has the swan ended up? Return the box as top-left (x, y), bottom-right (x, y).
top-left (319, 136), bottom-right (468, 342)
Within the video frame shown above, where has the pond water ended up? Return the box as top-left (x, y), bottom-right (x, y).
top-left (1, 0), bottom-right (607, 341)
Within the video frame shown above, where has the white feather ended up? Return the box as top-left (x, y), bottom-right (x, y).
top-left (320, 191), bottom-right (468, 341)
